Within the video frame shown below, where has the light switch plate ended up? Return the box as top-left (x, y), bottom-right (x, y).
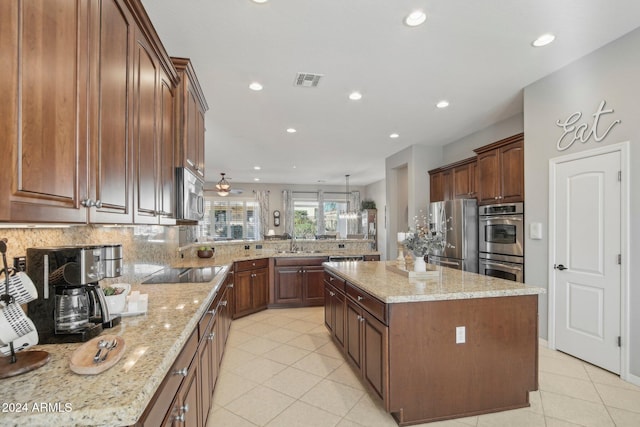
top-left (456, 326), bottom-right (465, 344)
top-left (530, 222), bottom-right (543, 240)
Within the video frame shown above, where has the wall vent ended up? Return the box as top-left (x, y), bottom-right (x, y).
top-left (294, 72), bottom-right (323, 88)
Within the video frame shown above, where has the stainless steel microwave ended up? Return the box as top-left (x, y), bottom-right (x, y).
top-left (175, 167), bottom-right (204, 221)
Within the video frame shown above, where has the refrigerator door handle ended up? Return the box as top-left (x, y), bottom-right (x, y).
top-left (436, 259), bottom-right (460, 266)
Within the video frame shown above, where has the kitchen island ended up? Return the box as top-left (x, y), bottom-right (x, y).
top-left (322, 261), bottom-right (545, 426)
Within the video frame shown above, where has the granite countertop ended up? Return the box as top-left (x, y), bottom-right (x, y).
top-left (0, 264), bottom-right (231, 427)
top-left (324, 261), bottom-right (546, 303)
top-left (0, 251), bottom-right (378, 426)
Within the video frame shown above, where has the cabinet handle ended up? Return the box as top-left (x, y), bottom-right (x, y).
top-left (173, 367), bottom-right (188, 377)
top-left (227, 283), bottom-right (234, 288)
top-left (174, 413), bottom-right (185, 423)
top-left (360, 316), bottom-right (365, 323)
top-left (81, 198), bottom-right (97, 208)
top-left (494, 196), bottom-right (499, 200)
top-left (357, 296), bottom-right (364, 301)
top-left (208, 332), bottom-right (216, 341)
top-left (181, 404), bottom-right (189, 413)
top-left (330, 291), bottom-right (335, 296)
top-left (207, 309), bottom-right (216, 316)
top-left (252, 262), bottom-right (256, 266)
top-left (329, 277), bottom-right (334, 281)
top-left (221, 301), bottom-right (228, 307)
top-left (356, 315), bottom-right (361, 321)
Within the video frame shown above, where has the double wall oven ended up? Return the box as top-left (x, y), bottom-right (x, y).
top-left (478, 202), bottom-right (524, 282)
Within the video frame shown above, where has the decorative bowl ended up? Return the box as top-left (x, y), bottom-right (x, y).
top-left (197, 249), bottom-right (214, 258)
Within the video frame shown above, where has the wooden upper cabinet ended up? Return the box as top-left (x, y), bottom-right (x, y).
top-left (452, 159), bottom-right (477, 199)
top-left (429, 157), bottom-right (475, 203)
top-left (89, 0), bottom-right (135, 223)
top-left (129, 1), bottom-right (179, 224)
top-left (474, 133), bottom-right (524, 205)
top-left (1, 0), bottom-right (90, 222)
top-left (172, 58), bottom-right (209, 179)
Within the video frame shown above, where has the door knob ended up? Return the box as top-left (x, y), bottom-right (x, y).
top-left (554, 264), bottom-right (567, 271)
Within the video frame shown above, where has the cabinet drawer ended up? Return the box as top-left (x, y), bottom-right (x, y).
top-left (324, 271), bottom-right (346, 293)
top-left (235, 258), bottom-right (268, 272)
top-left (346, 282), bottom-right (387, 324)
top-left (275, 256), bottom-right (328, 267)
top-left (138, 329), bottom-right (198, 426)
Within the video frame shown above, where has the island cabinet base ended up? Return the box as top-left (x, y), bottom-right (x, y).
top-left (386, 295), bottom-right (539, 425)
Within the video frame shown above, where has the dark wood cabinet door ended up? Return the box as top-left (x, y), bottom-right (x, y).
top-left (469, 161), bottom-right (477, 198)
top-left (252, 267), bottom-right (269, 310)
top-left (333, 289), bottom-right (346, 349)
top-left (304, 266), bottom-right (325, 306)
top-left (4, 0), bottom-right (89, 222)
top-left (132, 34), bottom-right (159, 223)
top-left (476, 149), bottom-right (500, 204)
top-left (346, 299), bottom-right (363, 370)
top-left (363, 311), bottom-right (388, 401)
top-left (274, 267), bottom-right (303, 304)
top-left (324, 285), bottom-right (334, 332)
top-left (195, 108), bottom-right (206, 179)
top-left (233, 270), bottom-right (253, 318)
top-left (452, 161), bottom-right (477, 199)
top-left (89, 0), bottom-right (134, 223)
top-left (158, 73), bottom-right (176, 223)
top-left (185, 85), bottom-right (199, 173)
top-left (499, 140), bottom-right (524, 203)
top-left (180, 358), bottom-right (200, 427)
top-left (429, 171), bottom-right (444, 203)
top-left (198, 321), bottom-right (213, 425)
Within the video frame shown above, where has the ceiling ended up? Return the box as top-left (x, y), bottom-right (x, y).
top-left (143, 0), bottom-right (640, 187)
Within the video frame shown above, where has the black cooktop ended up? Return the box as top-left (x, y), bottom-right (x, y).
top-left (141, 266), bottom-right (223, 284)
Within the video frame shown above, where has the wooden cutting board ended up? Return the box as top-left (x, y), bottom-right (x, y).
top-left (69, 335), bottom-right (125, 375)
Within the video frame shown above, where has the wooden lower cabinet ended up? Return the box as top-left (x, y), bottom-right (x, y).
top-left (137, 274), bottom-right (234, 427)
top-left (234, 259), bottom-right (268, 318)
top-left (272, 257), bottom-right (328, 307)
top-left (324, 272), bottom-right (346, 349)
top-left (324, 268), bottom-right (539, 426)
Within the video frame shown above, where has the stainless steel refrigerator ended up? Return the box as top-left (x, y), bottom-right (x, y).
top-left (427, 199), bottom-right (478, 272)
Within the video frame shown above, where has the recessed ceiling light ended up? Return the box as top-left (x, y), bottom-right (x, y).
top-left (286, 128), bottom-right (297, 133)
top-left (251, 0), bottom-right (268, 4)
top-left (532, 33), bottom-right (555, 47)
top-left (404, 10), bottom-right (426, 27)
top-left (349, 91), bottom-right (362, 101)
top-left (389, 133), bottom-right (400, 139)
top-left (436, 100), bottom-right (450, 109)
top-left (253, 166), bottom-right (261, 170)
top-left (254, 177), bottom-right (260, 181)
top-left (249, 82), bottom-right (263, 91)
top-left (292, 165), bottom-right (297, 169)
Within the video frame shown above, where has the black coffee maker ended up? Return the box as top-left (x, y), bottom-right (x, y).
top-left (26, 245), bottom-right (122, 344)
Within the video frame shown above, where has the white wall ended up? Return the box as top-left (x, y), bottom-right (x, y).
top-left (524, 27), bottom-right (640, 379)
top-left (385, 145), bottom-right (443, 259)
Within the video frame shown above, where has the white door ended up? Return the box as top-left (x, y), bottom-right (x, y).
top-left (553, 150), bottom-right (621, 373)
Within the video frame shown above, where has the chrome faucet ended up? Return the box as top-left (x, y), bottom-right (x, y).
top-left (290, 239), bottom-right (298, 252)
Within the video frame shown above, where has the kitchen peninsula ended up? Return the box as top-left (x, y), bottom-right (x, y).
top-left (323, 261), bottom-right (545, 425)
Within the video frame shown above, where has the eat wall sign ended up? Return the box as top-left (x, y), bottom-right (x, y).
top-left (555, 100), bottom-right (621, 151)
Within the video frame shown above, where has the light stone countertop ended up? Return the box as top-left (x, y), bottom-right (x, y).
top-left (0, 251), bottom-right (378, 427)
top-left (0, 264), bottom-right (231, 427)
top-left (324, 261), bottom-right (546, 303)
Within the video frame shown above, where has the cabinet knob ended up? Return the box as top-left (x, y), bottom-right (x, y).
top-left (181, 404), bottom-right (189, 413)
top-left (227, 283), bottom-right (234, 288)
top-left (173, 367), bottom-right (188, 377)
top-left (357, 295), bottom-right (364, 301)
top-left (207, 309), bottom-right (216, 316)
top-left (252, 262), bottom-right (256, 266)
top-left (81, 198), bottom-right (96, 208)
top-left (329, 277), bottom-right (334, 281)
top-left (494, 196), bottom-right (499, 200)
top-left (329, 291), bottom-right (335, 296)
top-left (360, 316), bottom-right (365, 323)
top-left (356, 315), bottom-right (361, 321)
top-left (174, 413), bottom-right (185, 423)
top-left (208, 332), bottom-right (216, 341)
top-left (221, 300), bottom-right (228, 307)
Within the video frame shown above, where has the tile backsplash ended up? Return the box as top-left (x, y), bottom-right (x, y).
top-left (0, 225), bottom-right (189, 284)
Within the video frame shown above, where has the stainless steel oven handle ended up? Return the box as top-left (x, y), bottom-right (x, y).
top-left (481, 260), bottom-right (523, 271)
top-left (479, 216), bottom-right (523, 221)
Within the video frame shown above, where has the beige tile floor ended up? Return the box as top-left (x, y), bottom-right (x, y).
top-left (207, 307), bottom-right (640, 427)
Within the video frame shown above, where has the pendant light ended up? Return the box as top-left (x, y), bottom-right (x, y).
top-left (216, 173), bottom-right (231, 197)
top-left (343, 175), bottom-right (358, 219)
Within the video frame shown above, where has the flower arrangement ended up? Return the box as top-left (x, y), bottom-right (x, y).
top-left (402, 210), bottom-right (452, 257)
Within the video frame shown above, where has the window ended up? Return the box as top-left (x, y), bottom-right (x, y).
top-left (292, 193), bottom-right (349, 238)
top-left (202, 198), bottom-right (259, 241)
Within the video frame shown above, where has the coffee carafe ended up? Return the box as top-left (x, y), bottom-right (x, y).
top-left (26, 245), bottom-right (122, 344)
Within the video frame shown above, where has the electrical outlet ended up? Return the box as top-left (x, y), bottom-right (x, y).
top-left (255, 244), bottom-right (263, 250)
top-left (456, 326), bottom-right (466, 344)
top-left (338, 244), bottom-right (345, 248)
top-left (244, 245), bottom-right (250, 250)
